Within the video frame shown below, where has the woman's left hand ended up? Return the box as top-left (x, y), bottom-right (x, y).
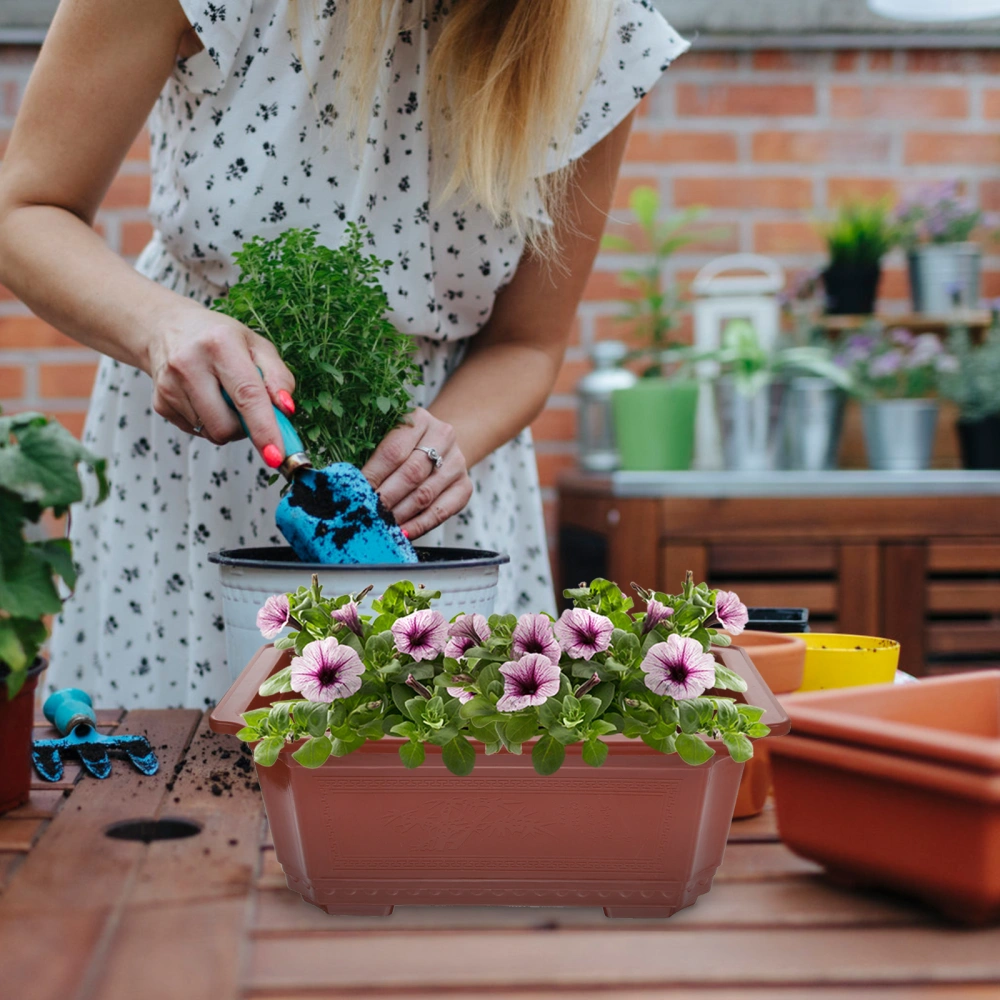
top-left (361, 408), bottom-right (473, 540)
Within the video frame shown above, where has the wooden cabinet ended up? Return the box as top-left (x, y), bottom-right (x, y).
top-left (557, 472), bottom-right (1000, 677)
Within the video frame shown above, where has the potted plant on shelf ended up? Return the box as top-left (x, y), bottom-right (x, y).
top-left (820, 200), bottom-right (896, 316)
top-left (836, 327), bottom-right (959, 471)
top-left (209, 574), bottom-right (790, 918)
top-left (0, 411), bottom-right (108, 814)
top-left (939, 319), bottom-right (1000, 470)
top-left (207, 225), bottom-right (508, 675)
top-left (599, 186), bottom-right (704, 472)
top-left (897, 181), bottom-right (982, 314)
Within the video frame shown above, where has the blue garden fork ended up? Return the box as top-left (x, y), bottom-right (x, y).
top-left (32, 689), bottom-right (159, 781)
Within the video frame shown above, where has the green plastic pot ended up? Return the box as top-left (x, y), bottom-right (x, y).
top-left (612, 379), bottom-right (699, 472)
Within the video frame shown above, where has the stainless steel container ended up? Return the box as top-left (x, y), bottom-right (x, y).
top-left (714, 377), bottom-right (786, 472)
top-left (908, 243), bottom-right (981, 314)
top-left (576, 341), bottom-right (637, 473)
top-left (783, 377), bottom-right (846, 471)
top-left (862, 399), bottom-right (940, 472)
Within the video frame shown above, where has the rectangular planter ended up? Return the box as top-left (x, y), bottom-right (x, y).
top-left (770, 672), bottom-right (1000, 924)
top-left (211, 645), bottom-right (788, 918)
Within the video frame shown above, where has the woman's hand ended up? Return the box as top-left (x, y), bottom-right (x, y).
top-left (361, 408), bottom-right (473, 539)
top-left (146, 304), bottom-right (296, 465)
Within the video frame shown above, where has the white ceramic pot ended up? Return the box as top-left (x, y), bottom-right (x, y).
top-left (210, 546), bottom-right (509, 681)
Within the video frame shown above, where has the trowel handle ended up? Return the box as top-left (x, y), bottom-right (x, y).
top-left (43, 688), bottom-right (97, 736)
top-left (219, 367), bottom-right (307, 457)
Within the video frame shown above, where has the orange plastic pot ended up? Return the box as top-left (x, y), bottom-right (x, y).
top-left (211, 645), bottom-right (789, 918)
top-left (0, 660), bottom-right (45, 815)
top-left (770, 671), bottom-right (1000, 924)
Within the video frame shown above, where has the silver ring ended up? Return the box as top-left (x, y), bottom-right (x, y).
top-left (192, 424), bottom-right (204, 435)
top-left (415, 445), bottom-right (444, 470)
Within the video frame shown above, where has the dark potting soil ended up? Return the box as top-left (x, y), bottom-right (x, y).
top-left (285, 470), bottom-right (399, 549)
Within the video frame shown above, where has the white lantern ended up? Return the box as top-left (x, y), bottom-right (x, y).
top-left (868, 0), bottom-right (1000, 20)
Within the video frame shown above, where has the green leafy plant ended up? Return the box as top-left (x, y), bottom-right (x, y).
top-left (0, 412), bottom-right (108, 698)
top-left (213, 224), bottom-right (422, 468)
top-left (824, 200), bottom-right (897, 268)
top-left (240, 573), bottom-right (770, 776)
top-left (938, 322), bottom-right (1000, 421)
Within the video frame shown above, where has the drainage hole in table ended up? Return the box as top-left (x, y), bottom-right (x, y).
top-left (104, 818), bottom-right (202, 843)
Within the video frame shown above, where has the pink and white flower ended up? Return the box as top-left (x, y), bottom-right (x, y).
top-left (553, 608), bottom-right (614, 661)
top-left (446, 685), bottom-right (477, 704)
top-left (640, 635), bottom-right (717, 701)
top-left (642, 598), bottom-right (673, 635)
top-left (331, 601), bottom-right (364, 637)
top-left (714, 590), bottom-right (748, 635)
top-left (444, 613), bottom-right (491, 660)
top-left (257, 594), bottom-right (291, 640)
top-left (512, 613), bottom-right (561, 664)
top-left (290, 637), bottom-right (365, 703)
top-left (391, 609), bottom-right (448, 662)
top-left (497, 653), bottom-right (562, 712)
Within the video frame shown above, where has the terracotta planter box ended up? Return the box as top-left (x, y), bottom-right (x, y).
top-left (211, 645), bottom-right (789, 918)
top-left (0, 660), bottom-right (45, 816)
top-left (770, 672), bottom-right (1000, 924)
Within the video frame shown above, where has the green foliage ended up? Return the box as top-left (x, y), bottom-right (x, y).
top-left (0, 412), bottom-right (108, 697)
top-left (212, 224), bottom-right (422, 468)
top-left (939, 323), bottom-right (1000, 421)
top-left (824, 200), bottom-right (897, 267)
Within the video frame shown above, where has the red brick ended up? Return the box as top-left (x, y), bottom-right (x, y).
top-left (753, 221), bottom-right (824, 255)
top-left (0, 365), bottom-right (25, 398)
top-left (674, 176), bottom-right (813, 211)
top-left (611, 176), bottom-right (660, 211)
top-left (39, 363), bottom-right (98, 399)
top-left (834, 53), bottom-right (860, 73)
top-left (601, 221), bottom-right (652, 255)
top-left (674, 52), bottom-right (740, 71)
top-left (48, 411), bottom-right (87, 439)
top-left (582, 270), bottom-right (641, 302)
top-left (534, 451), bottom-right (577, 490)
top-left (635, 93), bottom-right (653, 119)
top-left (531, 406), bottom-right (576, 444)
top-left (753, 130), bottom-right (892, 165)
top-left (553, 358), bottom-right (590, 395)
top-left (984, 91), bottom-right (1000, 119)
top-left (594, 312), bottom-right (694, 349)
top-left (752, 51), bottom-right (824, 72)
top-left (0, 316), bottom-right (78, 349)
top-left (982, 271), bottom-right (1000, 298)
top-left (879, 268), bottom-right (911, 301)
top-left (101, 173), bottom-right (150, 209)
top-left (121, 221), bottom-right (154, 256)
top-left (868, 51), bottom-right (895, 72)
top-left (125, 129), bottom-right (151, 162)
top-left (827, 178), bottom-right (898, 207)
top-left (981, 180), bottom-right (1000, 212)
top-left (625, 131), bottom-right (738, 164)
top-left (905, 50), bottom-right (1000, 74)
top-left (905, 133), bottom-right (1000, 166)
top-left (832, 86), bottom-right (968, 120)
top-left (677, 83), bottom-right (816, 118)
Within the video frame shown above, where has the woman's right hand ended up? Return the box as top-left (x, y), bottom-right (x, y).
top-left (145, 305), bottom-right (296, 466)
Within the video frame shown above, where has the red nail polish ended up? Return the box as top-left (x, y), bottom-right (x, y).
top-left (401, 529), bottom-right (410, 539)
top-left (278, 390), bottom-right (295, 415)
top-left (262, 444), bottom-right (283, 469)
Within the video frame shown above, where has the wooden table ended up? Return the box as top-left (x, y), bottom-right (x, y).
top-left (3, 708), bottom-right (1000, 999)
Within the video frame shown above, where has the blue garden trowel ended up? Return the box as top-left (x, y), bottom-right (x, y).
top-left (224, 390), bottom-right (417, 565)
top-left (32, 689), bottom-right (159, 781)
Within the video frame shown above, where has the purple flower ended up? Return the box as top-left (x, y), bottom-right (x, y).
top-left (640, 635), bottom-right (718, 701)
top-left (906, 332), bottom-right (943, 368)
top-left (869, 349), bottom-right (904, 379)
top-left (444, 613), bottom-right (491, 660)
top-left (331, 601), bottom-right (364, 637)
top-left (715, 590), bottom-right (749, 635)
top-left (446, 685), bottom-right (476, 704)
top-left (392, 609), bottom-right (448, 662)
top-left (553, 608), bottom-right (614, 661)
top-left (497, 653), bottom-right (562, 712)
top-left (889, 328), bottom-right (915, 348)
top-left (642, 598), bottom-right (674, 635)
top-left (512, 613), bottom-right (561, 664)
top-left (257, 594), bottom-right (291, 640)
top-left (291, 637), bottom-right (365, 703)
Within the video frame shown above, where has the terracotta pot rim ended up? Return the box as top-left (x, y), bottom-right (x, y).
top-left (731, 631), bottom-right (807, 652)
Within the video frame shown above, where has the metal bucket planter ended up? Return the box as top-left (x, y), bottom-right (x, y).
top-left (210, 644), bottom-right (790, 919)
top-left (209, 547), bottom-right (509, 682)
top-left (782, 377), bottom-right (846, 471)
top-left (908, 243), bottom-right (981, 314)
top-left (862, 399), bottom-right (939, 471)
top-left (714, 378), bottom-right (786, 473)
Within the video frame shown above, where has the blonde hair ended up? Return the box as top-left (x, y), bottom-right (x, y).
top-left (290, 0), bottom-right (610, 250)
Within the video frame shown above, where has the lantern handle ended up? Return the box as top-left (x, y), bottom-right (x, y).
top-left (692, 254), bottom-right (785, 297)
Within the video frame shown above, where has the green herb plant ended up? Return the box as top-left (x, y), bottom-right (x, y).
top-left (939, 322), bottom-right (1000, 422)
top-left (0, 412), bottom-right (108, 698)
top-left (213, 224), bottom-right (422, 469)
top-left (824, 200), bottom-right (897, 268)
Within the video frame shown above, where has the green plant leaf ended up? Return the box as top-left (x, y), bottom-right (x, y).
top-left (581, 737), bottom-right (609, 768)
top-left (254, 736), bottom-right (284, 767)
top-left (531, 735), bottom-right (566, 776)
top-left (504, 711), bottom-right (540, 745)
top-left (642, 731), bottom-right (677, 754)
top-left (712, 664), bottom-right (748, 692)
top-left (722, 732), bottom-right (754, 763)
top-left (234, 726), bottom-right (259, 742)
top-left (459, 696), bottom-right (496, 719)
top-left (441, 735), bottom-right (476, 776)
top-left (399, 741), bottom-right (425, 769)
top-left (292, 736), bottom-right (333, 768)
top-left (259, 666), bottom-right (293, 697)
top-left (629, 185), bottom-right (660, 231)
top-left (675, 732), bottom-right (716, 766)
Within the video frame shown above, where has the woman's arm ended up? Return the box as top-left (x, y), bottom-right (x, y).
top-left (0, 0), bottom-right (294, 457)
top-left (364, 112), bottom-right (635, 538)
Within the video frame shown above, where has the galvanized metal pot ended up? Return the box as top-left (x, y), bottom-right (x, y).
top-left (862, 399), bottom-right (939, 471)
top-left (714, 377), bottom-right (786, 472)
top-left (576, 341), bottom-right (637, 473)
top-left (783, 377), bottom-right (846, 471)
top-left (907, 243), bottom-right (981, 313)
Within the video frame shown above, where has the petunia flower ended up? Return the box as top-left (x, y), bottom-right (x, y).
top-left (640, 635), bottom-right (717, 701)
top-left (642, 598), bottom-right (674, 635)
top-left (392, 609), bottom-right (448, 662)
top-left (553, 608), bottom-right (614, 661)
top-left (446, 685), bottom-right (477, 704)
top-left (715, 590), bottom-right (749, 635)
top-left (290, 637), bottom-right (365, 703)
top-left (512, 612), bottom-right (561, 664)
top-left (444, 613), bottom-right (491, 660)
top-left (257, 593), bottom-right (291, 640)
top-left (331, 601), bottom-right (364, 637)
top-left (497, 653), bottom-right (562, 712)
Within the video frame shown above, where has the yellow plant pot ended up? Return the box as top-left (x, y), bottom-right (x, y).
top-left (797, 634), bottom-right (901, 692)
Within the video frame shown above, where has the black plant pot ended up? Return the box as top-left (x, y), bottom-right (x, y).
top-left (821, 262), bottom-right (882, 316)
top-left (746, 608), bottom-right (810, 634)
top-left (957, 415), bottom-right (1000, 470)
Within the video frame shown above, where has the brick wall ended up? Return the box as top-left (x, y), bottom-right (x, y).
top-left (2, 44), bottom-right (1000, 560)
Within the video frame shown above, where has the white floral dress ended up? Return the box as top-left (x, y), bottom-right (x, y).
top-left (47, 0), bottom-right (687, 708)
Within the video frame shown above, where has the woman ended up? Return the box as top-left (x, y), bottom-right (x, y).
top-left (0, 0), bottom-right (687, 708)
